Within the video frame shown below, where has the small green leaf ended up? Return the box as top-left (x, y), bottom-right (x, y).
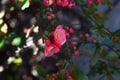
top-left (8, 76), bottom-right (13, 80)
top-left (105, 51), bottom-right (117, 61)
top-left (99, 29), bottom-right (108, 37)
top-left (100, 35), bottom-right (113, 46)
top-left (12, 37), bottom-right (21, 46)
top-left (37, 65), bottom-right (47, 78)
top-left (57, 69), bottom-right (67, 80)
top-left (93, 14), bottom-right (107, 24)
top-left (12, 57), bottom-right (22, 66)
top-left (21, 0), bottom-right (30, 10)
top-left (84, 43), bottom-right (96, 49)
top-left (112, 29), bottom-right (120, 36)
top-left (0, 39), bottom-right (5, 49)
top-left (91, 48), bottom-right (100, 66)
top-left (79, 76), bottom-right (88, 80)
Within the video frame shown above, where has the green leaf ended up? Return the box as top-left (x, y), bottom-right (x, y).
top-left (37, 65), bottom-right (47, 78)
top-left (91, 48), bottom-right (100, 66)
top-left (57, 69), bottom-right (67, 80)
top-left (112, 29), bottom-right (120, 36)
top-left (7, 32), bottom-right (17, 43)
top-left (21, 0), bottom-right (30, 10)
top-left (105, 51), bottom-right (117, 61)
top-left (100, 35), bottom-right (113, 46)
top-left (83, 5), bottom-right (97, 15)
top-left (79, 76), bottom-right (88, 80)
top-left (99, 29), bottom-right (108, 37)
top-left (12, 57), bottom-right (22, 66)
top-left (109, 67), bottom-right (120, 75)
top-left (84, 43), bottom-right (96, 49)
top-left (74, 0), bottom-right (86, 4)
top-left (93, 13), bottom-right (107, 24)
top-left (8, 76), bottom-right (13, 80)
top-left (12, 37), bottom-right (21, 46)
top-left (100, 48), bottom-right (108, 58)
top-left (66, 63), bottom-right (88, 80)
top-left (0, 39), bottom-right (5, 49)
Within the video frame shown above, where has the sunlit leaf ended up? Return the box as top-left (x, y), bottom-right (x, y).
top-left (0, 23), bottom-right (8, 35)
top-left (0, 10), bottom-right (5, 19)
top-left (12, 57), bottom-right (22, 66)
top-left (21, 0), bottom-right (30, 10)
top-left (11, 37), bottom-right (21, 46)
top-left (0, 39), bottom-right (5, 49)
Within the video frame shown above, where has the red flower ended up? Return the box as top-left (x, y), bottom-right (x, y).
top-left (44, 44), bottom-right (60, 57)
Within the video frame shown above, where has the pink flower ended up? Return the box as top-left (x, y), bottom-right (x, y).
top-left (68, 3), bottom-right (75, 8)
top-left (87, 0), bottom-right (94, 5)
top-left (56, 0), bottom-right (62, 6)
top-left (43, 0), bottom-right (54, 6)
top-left (62, 0), bottom-right (69, 7)
top-left (96, 0), bottom-right (101, 4)
top-left (45, 38), bottom-right (51, 46)
top-left (54, 25), bottom-right (66, 46)
top-left (44, 25), bottom-right (67, 57)
top-left (44, 44), bottom-right (60, 57)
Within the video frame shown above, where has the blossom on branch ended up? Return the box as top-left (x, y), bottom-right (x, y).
top-left (44, 25), bottom-right (67, 57)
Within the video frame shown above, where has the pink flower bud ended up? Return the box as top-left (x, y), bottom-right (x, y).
top-left (23, 27), bottom-right (28, 34)
top-left (87, 0), bottom-right (94, 5)
top-left (96, 0), bottom-right (102, 4)
top-left (66, 32), bottom-right (70, 38)
top-left (43, 0), bottom-right (54, 6)
top-left (70, 40), bottom-right (77, 46)
top-left (69, 28), bottom-right (75, 34)
top-left (79, 34), bottom-right (84, 38)
top-left (67, 76), bottom-right (73, 80)
top-left (45, 39), bottom-right (51, 46)
top-left (56, 0), bottom-right (62, 6)
top-left (62, 0), bottom-right (69, 7)
top-left (73, 50), bottom-right (79, 56)
top-left (84, 33), bottom-right (89, 38)
top-left (47, 15), bottom-right (52, 20)
top-left (91, 39), bottom-right (97, 44)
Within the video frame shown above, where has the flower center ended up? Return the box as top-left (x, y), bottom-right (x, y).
top-left (57, 32), bottom-right (61, 38)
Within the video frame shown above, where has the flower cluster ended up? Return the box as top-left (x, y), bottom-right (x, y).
top-left (87, 0), bottom-right (102, 5)
top-left (44, 25), bottom-right (66, 57)
top-left (43, 0), bottom-right (75, 8)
